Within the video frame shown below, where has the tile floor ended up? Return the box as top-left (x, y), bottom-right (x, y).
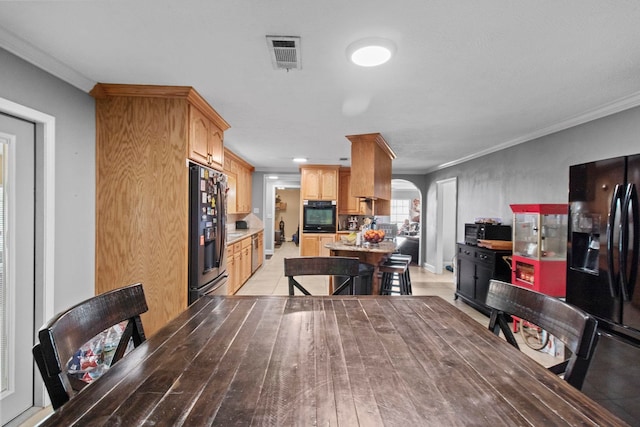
top-left (238, 241), bottom-right (563, 368)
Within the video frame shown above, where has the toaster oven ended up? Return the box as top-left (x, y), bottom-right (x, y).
top-left (464, 223), bottom-right (512, 246)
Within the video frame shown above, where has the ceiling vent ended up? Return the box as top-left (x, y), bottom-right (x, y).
top-left (266, 36), bottom-right (301, 70)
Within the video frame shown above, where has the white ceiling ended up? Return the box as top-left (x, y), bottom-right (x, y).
top-left (1, 1), bottom-right (640, 174)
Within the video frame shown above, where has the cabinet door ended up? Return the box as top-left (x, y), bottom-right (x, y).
top-left (208, 124), bottom-right (224, 171)
top-left (301, 169), bottom-right (321, 200)
top-left (300, 235), bottom-right (319, 257)
top-left (339, 172), bottom-right (362, 214)
top-left (240, 166), bottom-right (252, 213)
top-left (242, 245), bottom-right (251, 282)
top-left (320, 169), bottom-right (338, 200)
top-left (457, 249), bottom-right (476, 300)
top-left (232, 250), bottom-right (242, 293)
top-left (257, 232), bottom-right (264, 268)
top-left (318, 235), bottom-right (336, 257)
top-left (227, 250), bottom-right (236, 294)
top-left (227, 172), bottom-right (238, 214)
top-left (189, 106), bottom-right (211, 165)
top-left (475, 265), bottom-right (493, 305)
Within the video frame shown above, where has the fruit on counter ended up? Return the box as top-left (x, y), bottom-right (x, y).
top-left (363, 229), bottom-right (385, 243)
top-left (343, 232), bottom-right (357, 244)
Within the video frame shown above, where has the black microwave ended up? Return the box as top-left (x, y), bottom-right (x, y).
top-left (302, 200), bottom-right (337, 233)
top-left (464, 223), bottom-right (512, 245)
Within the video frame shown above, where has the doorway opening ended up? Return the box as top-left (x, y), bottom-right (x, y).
top-left (264, 174), bottom-right (300, 256)
top-left (435, 177), bottom-right (457, 274)
top-left (0, 98), bottom-right (55, 421)
top-left (391, 179), bottom-right (421, 266)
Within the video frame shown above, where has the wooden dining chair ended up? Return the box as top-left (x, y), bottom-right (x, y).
top-left (284, 256), bottom-right (360, 295)
top-left (32, 283), bottom-right (148, 409)
top-left (484, 279), bottom-right (598, 390)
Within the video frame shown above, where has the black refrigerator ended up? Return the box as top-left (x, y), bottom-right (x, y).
top-left (567, 154), bottom-right (640, 425)
top-left (188, 163), bottom-right (228, 304)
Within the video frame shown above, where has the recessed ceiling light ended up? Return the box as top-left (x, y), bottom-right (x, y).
top-left (347, 38), bottom-right (396, 67)
top-left (267, 175), bottom-right (279, 179)
top-left (293, 157), bottom-right (307, 163)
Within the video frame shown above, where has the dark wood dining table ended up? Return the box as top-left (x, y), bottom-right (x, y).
top-left (39, 295), bottom-right (626, 426)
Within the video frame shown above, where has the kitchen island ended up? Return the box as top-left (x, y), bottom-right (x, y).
top-left (324, 241), bottom-right (396, 295)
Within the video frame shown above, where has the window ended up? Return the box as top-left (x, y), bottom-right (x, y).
top-left (390, 199), bottom-right (411, 225)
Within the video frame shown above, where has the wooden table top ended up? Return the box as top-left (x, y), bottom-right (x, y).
top-left (40, 296), bottom-right (626, 426)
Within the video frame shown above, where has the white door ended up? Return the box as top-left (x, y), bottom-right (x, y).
top-left (0, 114), bottom-right (35, 424)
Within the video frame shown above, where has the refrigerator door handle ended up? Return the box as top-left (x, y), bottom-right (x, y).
top-left (620, 183), bottom-right (639, 301)
top-left (607, 184), bottom-right (624, 298)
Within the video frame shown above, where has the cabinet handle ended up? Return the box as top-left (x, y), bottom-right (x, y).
top-left (464, 250), bottom-right (471, 255)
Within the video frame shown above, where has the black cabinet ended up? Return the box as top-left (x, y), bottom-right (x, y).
top-left (455, 243), bottom-right (511, 315)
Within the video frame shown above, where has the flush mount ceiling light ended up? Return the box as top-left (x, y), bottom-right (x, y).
top-left (293, 157), bottom-right (308, 163)
top-left (347, 37), bottom-right (396, 67)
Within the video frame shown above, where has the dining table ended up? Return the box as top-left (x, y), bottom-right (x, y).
top-left (38, 295), bottom-right (626, 426)
top-left (324, 240), bottom-right (397, 295)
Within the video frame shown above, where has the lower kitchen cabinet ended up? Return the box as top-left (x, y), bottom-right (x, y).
top-left (228, 231), bottom-right (264, 294)
top-left (456, 243), bottom-right (511, 315)
top-left (300, 233), bottom-right (336, 257)
top-left (241, 237), bottom-right (252, 284)
top-left (257, 231), bottom-right (264, 269)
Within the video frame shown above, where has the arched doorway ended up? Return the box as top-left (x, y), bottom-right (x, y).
top-left (391, 179), bottom-right (421, 265)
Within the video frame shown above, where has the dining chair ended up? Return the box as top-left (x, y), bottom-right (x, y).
top-left (284, 256), bottom-right (360, 295)
top-left (484, 279), bottom-right (598, 390)
top-left (32, 283), bottom-right (148, 409)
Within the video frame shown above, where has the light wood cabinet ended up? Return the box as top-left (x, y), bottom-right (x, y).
top-left (241, 237), bottom-right (252, 284)
top-left (227, 245), bottom-right (238, 295)
top-left (189, 105), bottom-right (225, 170)
top-left (300, 234), bottom-right (336, 257)
top-left (257, 231), bottom-right (264, 269)
top-left (228, 233), bottom-right (261, 294)
top-left (232, 243), bottom-right (242, 294)
top-left (300, 166), bottom-right (339, 201)
top-left (90, 83), bottom-right (229, 337)
top-left (338, 168), bottom-right (365, 215)
top-left (224, 149), bottom-right (254, 214)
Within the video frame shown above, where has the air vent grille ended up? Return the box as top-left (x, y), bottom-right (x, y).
top-left (266, 36), bottom-right (301, 70)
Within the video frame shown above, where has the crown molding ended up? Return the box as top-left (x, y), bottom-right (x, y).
top-left (0, 27), bottom-right (95, 92)
top-left (428, 90), bottom-right (640, 173)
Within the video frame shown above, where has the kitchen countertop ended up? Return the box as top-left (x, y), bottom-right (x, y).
top-left (226, 227), bottom-right (263, 245)
top-left (324, 240), bottom-right (396, 253)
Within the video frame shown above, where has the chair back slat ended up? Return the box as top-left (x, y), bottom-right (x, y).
top-left (284, 257), bottom-right (360, 295)
top-left (485, 280), bottom-right (598, 389)
top-left (33, 283), bottom-right (148, 409)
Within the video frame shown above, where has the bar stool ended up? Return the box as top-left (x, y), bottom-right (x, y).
top-left (389, 254), bottom-right (413, 295)
top-left (379, 256), bottom-right (412, 295)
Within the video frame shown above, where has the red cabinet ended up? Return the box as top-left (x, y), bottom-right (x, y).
top-left (510, 204), bottom-right (568, 297)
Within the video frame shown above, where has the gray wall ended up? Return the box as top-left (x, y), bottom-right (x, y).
top-left (0, 48), bottom-right (95, 312)
top-left (422, 105), bottom-right (640, 269)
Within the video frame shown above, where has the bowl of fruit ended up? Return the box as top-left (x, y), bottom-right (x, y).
top-left (363, 229), bottom-right (385, 244)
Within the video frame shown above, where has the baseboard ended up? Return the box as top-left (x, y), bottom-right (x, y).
top-left (424, 263), bottom-right (436, 273)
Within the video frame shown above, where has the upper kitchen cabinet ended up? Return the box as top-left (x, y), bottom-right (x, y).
top-left (189, 105), bottom-right (228, 170)
top-left (301, 165), bottom-right (339, 201)
top-left (347, 133), bottom-right (395, 203)
top-left (338, 167), bottom-right (365, 215)
top-left (224, 148), bottom-right (254, 214)
top-left (90, 83), bottom-right (229, 337)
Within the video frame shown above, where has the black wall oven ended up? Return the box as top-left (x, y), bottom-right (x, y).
top-left (302, 200), bottom-right (337, 233)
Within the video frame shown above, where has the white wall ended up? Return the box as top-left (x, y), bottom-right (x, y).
top-left (0, 47), bottom-right (95, 313)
